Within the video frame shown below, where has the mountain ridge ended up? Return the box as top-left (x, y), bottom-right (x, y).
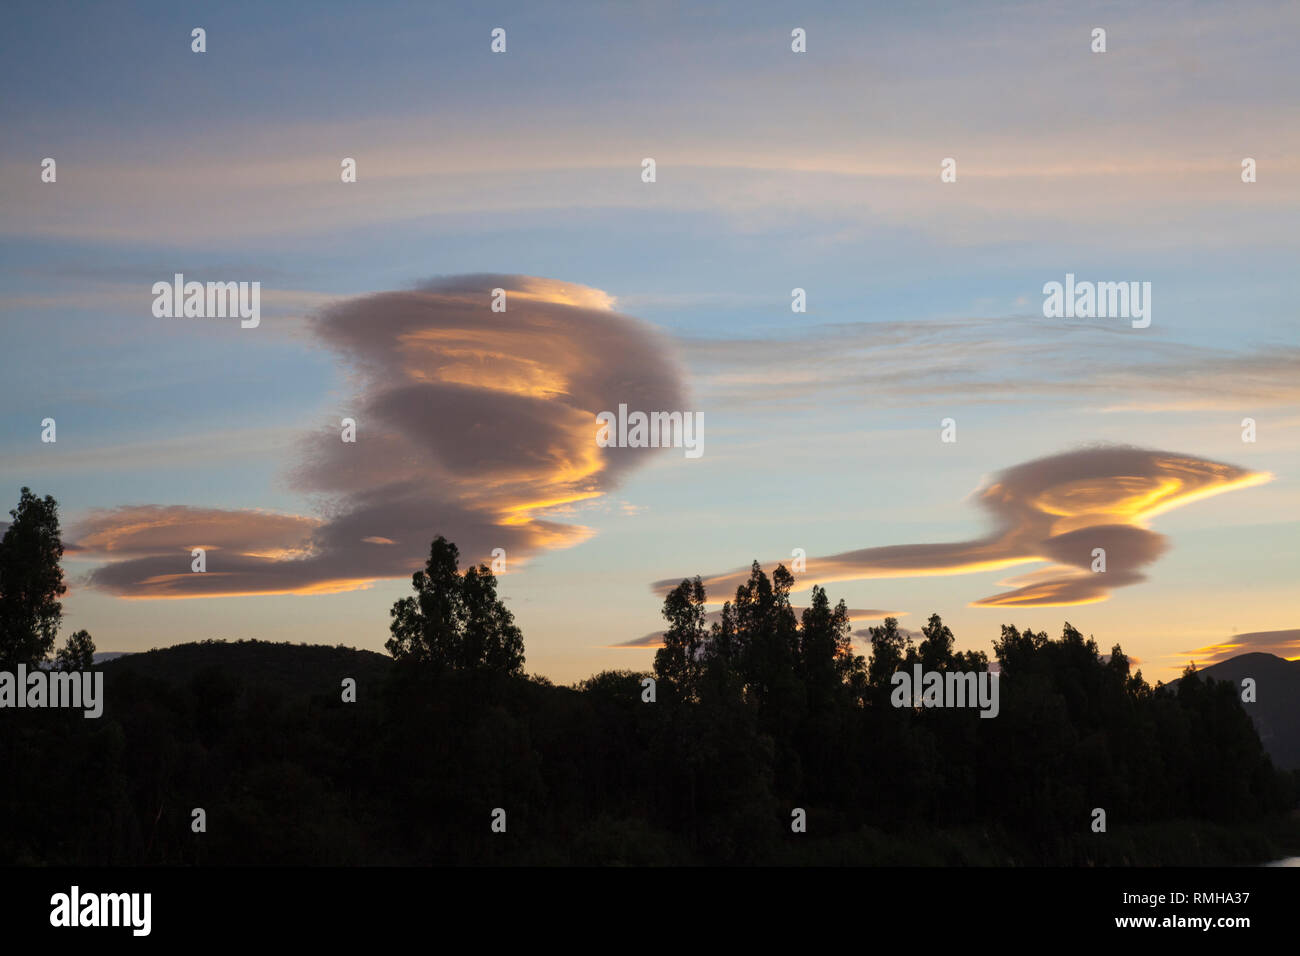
top-left (1171, 652), bottom-right (1300, 770)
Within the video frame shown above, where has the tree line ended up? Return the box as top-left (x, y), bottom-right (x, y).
top-left (1, 491), bottom-right (1295, 865)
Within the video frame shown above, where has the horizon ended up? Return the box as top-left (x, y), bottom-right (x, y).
top-left (77, 640), bottom-right (1300, 688)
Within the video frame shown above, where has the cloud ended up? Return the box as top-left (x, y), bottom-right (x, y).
top-left (68, 506), bottom-right (320, 558)
top-left (1100, 652), bottom-right (1143, 667)
top-left (852, 625), bottom-right (921, 644)
top-left (4, 3), bottom-right (1297, 250)
top-left (2, 426), bottom-right (297, 474)
top-left (73, 275), bottom-right (686, 598)
top-left (613, 607), bottom-right (900, 649)
top-left (1181, 629), bottom-right (1300, 665)
top-left (653, 445), bottom-right (1270, 608)
top-left (682, 319), bottom-right (1300, 413)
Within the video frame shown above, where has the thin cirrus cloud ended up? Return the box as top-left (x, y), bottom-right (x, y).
top-left (683, 319), bottom-right (1300, 412)
top-left (70, 275), bottom-right (686, 598)
top-left (652, 445), bottom-right (1270, 608)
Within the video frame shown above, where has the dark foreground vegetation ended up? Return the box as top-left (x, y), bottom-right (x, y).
top-left (2, 490), bottom-right (1297, 865)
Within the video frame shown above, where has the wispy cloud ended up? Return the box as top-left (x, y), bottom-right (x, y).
top-left (682, 318), bottom-right (1300, 412)
top-left (2, 426), bottom-right (298, 474)
top-left (1181, 629), bottom-right (1300, 665)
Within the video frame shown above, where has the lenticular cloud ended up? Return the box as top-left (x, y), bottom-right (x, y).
top-left (75, 275), bottom-right (686, 598)
top-left (654, 446), bottom-right (1269, 608)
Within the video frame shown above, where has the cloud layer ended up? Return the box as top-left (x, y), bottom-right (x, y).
top-left (1182, 629), bottom-right (1300, 665)
top-left (74, 275), bottom-right (685, 597)
top-left (654, 446), bottom-right (1269, 608)
top-left (682, 319), bottom-right (1300, 414)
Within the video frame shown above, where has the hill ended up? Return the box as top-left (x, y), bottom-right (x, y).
top-left (3, 629), bottom-right (1296, 866)
top-left (90, 642), bottom-right (1300, 776)
top-left (1181, 653), bottom-right (1300, 770)
top-left (101, 639), bottom-right (393, 702)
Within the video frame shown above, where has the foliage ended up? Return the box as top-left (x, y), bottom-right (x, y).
top-left (0, 488), bottom-right (94, 670)
top-left (1, 517), bottom-right (1294, 865)
top-left (386, 535), bottom-right (524, 677)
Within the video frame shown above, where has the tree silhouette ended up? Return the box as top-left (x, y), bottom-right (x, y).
top-left (0, 527), bottom-right (1291, 866)
top-left (918, 612), bottom-right (954, 670)
top-left (56, 629), bottom-right (96, 671)
top-left (866, 616), bottom-right (913, 696)
top-left (798, 584), bottom-right (863, 705)
top-left (0, 487), bottom-right (94, 669)
top-left (731, 561), bottom-right (800, 708)
top-left (654, 576), bottom-right (707, 701)
top-left (387, 535), bottom-right (524, 676)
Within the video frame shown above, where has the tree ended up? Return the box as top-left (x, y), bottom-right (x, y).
top-left (991, 622), bottom-right (1048, 678)
top-left (798, 585), bottom-right (861, 704)
top-left (731, 561), bottom-right (799, 704)
top-left (654, 577), bottom-right (707, 700)
top-left (55, 629), bottom-right (96, 671)
top-left (387, 535), bottom-right (524, 676)
top-left (0, 487), bottom-right (69, 668)
top-left (866, 616), bottom-right (912, 693)
top-left (1106, 643), bottom-right (1130, 679)
top-left (460, 563), bottom-right (524, 675)
top-left (918, 613), bottom-right (954, 671)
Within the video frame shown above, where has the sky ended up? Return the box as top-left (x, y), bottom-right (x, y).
top-left (1, 0), bottom-right (1297, 683)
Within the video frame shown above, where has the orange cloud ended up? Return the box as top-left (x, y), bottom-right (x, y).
top-left (1181, 629), bottom-right (1300, 666)
top-left (75, 275), bottom-right (685, 598)
top-left (69, 505), bottom-right (320, 558)
top-left (654, 446), bottom-right (1270, 608)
